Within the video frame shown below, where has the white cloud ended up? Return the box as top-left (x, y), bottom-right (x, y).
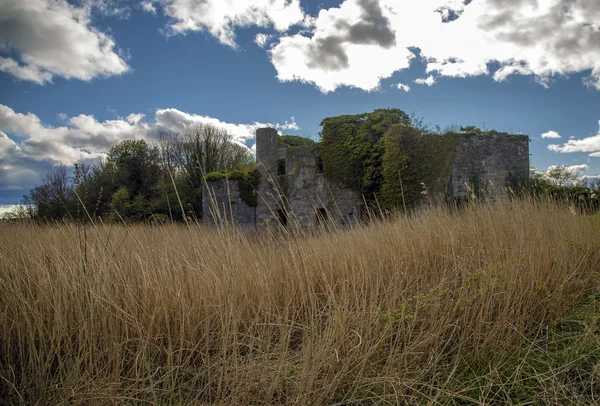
top-left (548, 121), bottom-right (600, 157)
top-left (148, 0), bottom-right (600, 93)
top-left (541, 130), bottom-right (561, 139)
top-left (254, 33), bottom-right (272, 48)
top-left (542, 164), bottom-right (600, 186)
top-left (415, 76), bottom-right (437, 86)
top-left (0, 204), bottom-right (21, 217)
top-left (580, 174), bottom-right (600, 183)
top-left (154, 108), bottom-right (299, 146)
top-left (0, 104), bottom-right (297, 164)
top-left (141, 1), bottom-right (157, 15)
top-left (0, 104), bottom-right (300, 203)
top-left (561, 164), bottom-right (588, 174)
top-left (396, 83), bottom-right (411, 92)
top-left (149, 0), bottom-right (305, 48)
top-left (0, 0), bottom-right (130, 84)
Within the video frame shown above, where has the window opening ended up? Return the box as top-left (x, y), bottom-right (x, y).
top-left (315, 157), bottom-right (324, 173)
top-left (277, 159), bottom-right (286, 176)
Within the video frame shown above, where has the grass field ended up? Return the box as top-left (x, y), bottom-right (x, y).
top-left (1, 199), bottom-right (600, 404)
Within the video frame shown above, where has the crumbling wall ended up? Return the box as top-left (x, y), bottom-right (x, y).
top-left (284, 145), bottom-right (360, 227)
top-left (450, 134), bottom-right (530, 200)
top-left (202, 179), bottom-right (255, 226)
top-left (205, 128), bottom-right (530, 227)
top-left (255, 128), bottom-right (360, 227)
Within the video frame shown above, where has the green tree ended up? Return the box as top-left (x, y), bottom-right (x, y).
top-left (106, 140), bottom-right (162, 198)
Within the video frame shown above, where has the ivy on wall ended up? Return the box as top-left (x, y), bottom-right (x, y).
top-left (278, 135), bottom-right (316, 147)
top-left (317, 108), bottom-right (411, 201)
top-left (381, 125), bottom-right (461, 210)
top-left (204, 165), bottom-right (260, 207)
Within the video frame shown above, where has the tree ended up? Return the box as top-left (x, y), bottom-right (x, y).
top-left (158, 124), bottom-right (253, 218)
top-left (21, 164), bottom-right (75, 220)
top-left (545, 165), bottom-right (581, 187)
top-left (106, 140), bottom-right (162, 197)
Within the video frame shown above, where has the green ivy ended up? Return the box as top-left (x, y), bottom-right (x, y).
top-left (278, 135), bottom-right (316, 147)
top-left (204, 166), bottom-right (260, 207)
top-left (381, 125), bottom-right (461, 210)
top-left (317, 108), bottom-right (411, 202)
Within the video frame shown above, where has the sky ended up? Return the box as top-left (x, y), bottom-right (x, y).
top-left (1, 0), bottom-right (600, 211)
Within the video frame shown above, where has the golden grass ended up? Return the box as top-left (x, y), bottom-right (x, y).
top-left (1, 199), bottom-right (600, 405)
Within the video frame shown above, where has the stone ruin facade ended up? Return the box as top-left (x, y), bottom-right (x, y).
top-left (202, 128), bottom-right (529, 227)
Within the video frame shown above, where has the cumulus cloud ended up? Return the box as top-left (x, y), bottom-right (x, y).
top-left (396, 83), bottom-right (411, 92)
top-left (270, 0), bottom-right (413, 92)
top-left (548, 121), bottom-right (600, 157)
top-left (150, 0), bottom-right (600, 92)
top-left (541, 130), bottom-right (561, 139)
top-left (0, 0), bottom-right (130, 84)
top-left (0, 104), bottom-right (299, 201)
top-left (154, 109), bottom-right (299, 146)
top-left (147, 0), bottom-right (305, 47)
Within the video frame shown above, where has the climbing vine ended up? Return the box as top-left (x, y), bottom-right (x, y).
top-left (317, 108), bottom-right (411, 201)
top-left (381, 125), bottom-right (461, 210)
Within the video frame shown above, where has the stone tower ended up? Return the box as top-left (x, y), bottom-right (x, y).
top-left (255, 128), bottom-right (284, 225)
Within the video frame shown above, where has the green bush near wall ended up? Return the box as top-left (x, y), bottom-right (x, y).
top-left (204, 165), bottom-right (260, 207)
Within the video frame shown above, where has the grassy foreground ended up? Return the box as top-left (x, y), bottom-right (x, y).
top-left (1, 200), bottom-right (600, 405)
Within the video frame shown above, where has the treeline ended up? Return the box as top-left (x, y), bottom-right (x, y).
top-left (20, 124), bottom-right (253, 222)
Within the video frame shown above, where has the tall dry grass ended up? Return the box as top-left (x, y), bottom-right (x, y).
top-left (1, 199), bottom-right (599, 405)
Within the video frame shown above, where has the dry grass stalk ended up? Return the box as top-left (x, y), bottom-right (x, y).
top-left (1, 199), bottom-right (599, 404)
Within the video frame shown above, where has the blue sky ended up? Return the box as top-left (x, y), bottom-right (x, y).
top-left (1, 0), bottom-right (600, 210)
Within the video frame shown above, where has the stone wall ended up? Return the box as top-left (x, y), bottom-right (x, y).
top-left (282, 145), bottom-right (360, 227)
top-left (202, 179), bottom-right (256, 226)
top-left (255, 128), bottom-right (360, 228)
top-left (203, 128), bottom-right (530, 227)
top-left (450, 134), bottom-right (530, 200)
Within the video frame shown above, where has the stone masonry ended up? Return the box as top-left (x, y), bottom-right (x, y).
top-left (202, 178), bottom-right (256, 226)
top-left (254, 128), bottom-right (360, 228)
top-left (450, 133), bottom-right (530, 200)
top-left (202, 128), bottom-right (530, 227)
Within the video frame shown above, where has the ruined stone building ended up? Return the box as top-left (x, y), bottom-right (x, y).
top-left (202, 127), bottom-right (529, 227)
